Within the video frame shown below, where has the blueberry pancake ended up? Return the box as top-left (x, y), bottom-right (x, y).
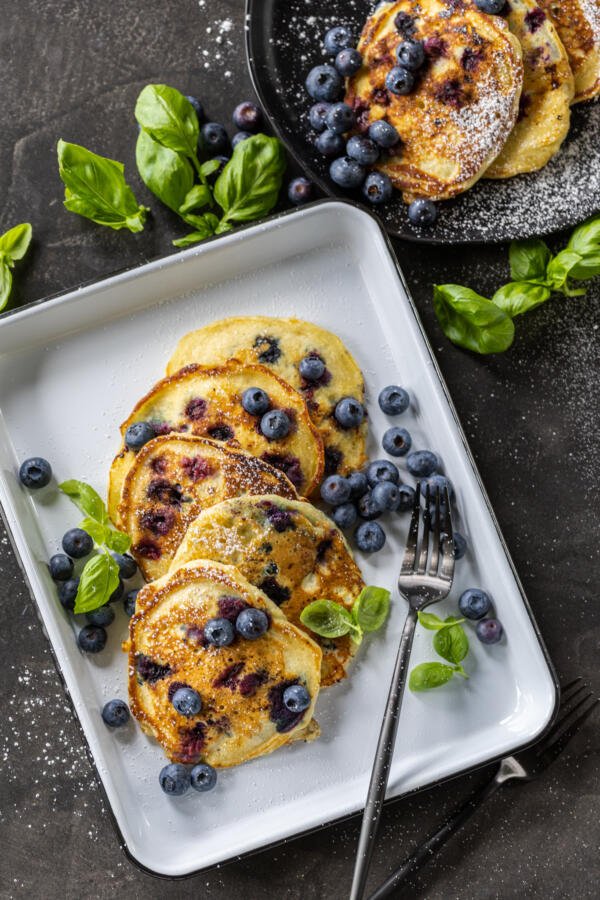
top-left (108, 361), bottom-right (324, 523)
top-left (166, 317), bottom-right (367, 477)
top-left (116, 435), bottom-right (298, 581)
top-left (486, 0), bottom-right (574, 178)
top-left (537, 0), bottom-right (600, 102)
top-left (169, 495), bottom-right (366, 686)
top-left (127, 560), bottom-right (322, 768)
top-left (345, 0), bottom-right (524, 201)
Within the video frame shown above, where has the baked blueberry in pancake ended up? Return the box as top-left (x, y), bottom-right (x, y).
top-left (537, 0), bottom-right (600, 102)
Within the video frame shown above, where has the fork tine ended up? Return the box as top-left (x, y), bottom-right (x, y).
top-left (401, 481), bottom-right (422, 574)
top-left (416, 484), bottom-right (430, 575)
top-left (561, 676), bottom-right (583, 693)
top-left (427, 486), bottom-right (441, 576)
top-left (439, 486), bottom-right (455, 582)
top-left (537, 689), bottom-right (593, 751)
top-left (536, 697), bottom-right (599, 768)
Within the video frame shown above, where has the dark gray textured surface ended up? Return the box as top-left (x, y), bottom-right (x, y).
top-left (1, 2), bottom-right (598, 898)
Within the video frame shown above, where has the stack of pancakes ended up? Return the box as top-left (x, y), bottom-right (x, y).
top-left (345, 0), bottom-right (600, 202)
top-left (112, 317), bottom-right (368, 768)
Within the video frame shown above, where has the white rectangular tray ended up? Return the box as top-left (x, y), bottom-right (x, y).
top-left (0, 200), bottom-right (557, 877)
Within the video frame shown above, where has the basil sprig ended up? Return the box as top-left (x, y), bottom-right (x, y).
top-left (434, 214), bottom-right (600, 354)
top-left (300, 586), bottom-right (391, 646)
top-left (59, 479), bottom-right (131, 614)
top-left (409, 611), bottom-right (469, 691)
top-left (0, 223), bottom-right (32, 312)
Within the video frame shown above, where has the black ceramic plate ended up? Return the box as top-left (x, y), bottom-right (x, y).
top-left (246, 0), bottom-right (600, 244)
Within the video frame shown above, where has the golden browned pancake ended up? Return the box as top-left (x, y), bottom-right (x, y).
top-left (169, 495), bottom-right (366, 686)
top-left (117, 435), bottom-right (298, 581)
top-left (127, 560), bottom-right (322, 767)
top-left (537, 0), bottom-right (600, 102)
top-left (345, 0), bottom-right (524, 201)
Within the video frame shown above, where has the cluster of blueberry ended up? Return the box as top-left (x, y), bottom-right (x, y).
top-left (458, 588), bottom-right (504, 645)
top-left (159, 761), bottom-right (217, 797)
top-left (303, 25), bottom-right (438, 226)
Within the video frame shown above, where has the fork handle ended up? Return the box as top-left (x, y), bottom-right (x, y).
top-left (367, 773), bottom-right (503, 900)
top-left (350, 606), bottom-right (419, 900)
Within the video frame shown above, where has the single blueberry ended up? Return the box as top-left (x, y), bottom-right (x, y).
top-left (233, 100), bottom-right (263, 132)
top-left (397, 483), bottom-right (416, 512)
top-left (58, 578), bottom-right (80, 611)
top-left (109, 579), bottom-right (125, 604)
top-left (77, 624), bottom-right (107, 654)
top-left (204, 617), bottom-right (235, 647)
top-left (172, 686), bottom-right (202, 717)
top-left (329, 156), bottom-right (365, 189)
top-left (475, 0), bottom-right (506, 13)
top-left (260, 409), bottom-right (291, 440)
top-left (236, 607), bottom-right (269, 640)
top-left (459, 588), bottom-right (492, 620)
top-left (315, 129), bottom-right (346, 157)
top-left (396, 40), bottom-right (425, 70)
top-left (309, 101), bottom-right (331, 131)
top-left (159, 763), bottom-right (190, 796)
top-left (323, 25), bottom-right (353, 55)
top-left (334, 397), bottom-right (365, 429)
top-left (320, 474), bottom-right (351, 507)
top-left (406, 450), bottom-right (438, 478)
top-left (283, 684), bottom-right (311, 713)
top-left (123, 589), bottom-right (139, 618)
top-left (190, 762), bottom-right (217, 792)
top-left (452, 532), bottom-right (467, 560)
top-left (382, 426), bottom-right (412, 457)
top-left (476, 618), bottom-right (504, 644)
top-left (111, 552), bottom-right (137, 580)
top-left (347, 471), bottom-right (369, 499)
top-left (368, 120), bottom-right (400, 148)
top-left (305, 64), bottom-right (344, 102)
top-left (232, 131), bottom-right (252, 147)
top-left (62, 528), bottom-right (93, 560)
top-left (332, 501), bottom-right (358, 530)
top-left (363, 172), bottom-right (393, 205)
top-left (347, 135), bottom-right (380, 165)
top-left (288, 177), bottom-right (314, 206)
top-left (366, 459), bottom-right (400, 487)
top-left (49, 553), bottom-right (73, 582)
top-left (125, 421), bottom-right (155, 450)
top-left (185, 95), bottom-right (204, 122)
top-left (372, 481), bottom-right (400, 511)
top-left (355, 521), bottom-right (386, 553)
top-left (242, 387), bottom-right (270, 416)
top-left (325, 102), bottom-right (355, 135)
top-left (299, 355), bottom-right (325, 381)
top-left (385, 65), bottom-right (415, 95)
top-left (19, 457), bottom-right (52, 489)
top-left (86, 605), bottom-right (115, 627)
top-left (335, 48), bottom-right (362, 76)
top-left (101, 698), bottom-right (130, 727)
top-left (408, 199), bottom-right (438, 227)
top-left (200, 122), bottom-right (230, 156)
top-left (357, 490), bottom-right (384, 520)
top-left (378, 385), bottom-right (410, 415)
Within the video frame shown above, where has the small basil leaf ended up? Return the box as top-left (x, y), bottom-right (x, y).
top-left (136, 129), bottom-right (194, 213)
top-left (491, 282), bottom-right (551, 317)
top-left (104, 528), bottom-right (131, 554)
top-left (546, 251), bottom-right (587, 296)
top-left (300, 599), bottom-right (356, 639)
top-left (509, 238), bottom-right (551, 282)
top-left (215, 220), bottom-right (235, 235)
top-left (135, 85), bottom-right (199, 160)
top-left (79, 517), bottom-right (108, 546)
top-left (172, 231), bottom-right (209, 248)
top-left (0, 223), bottom-right (33, 262)
top-left (433, 284), bottom-right (515, 354)
top-left (214, 134), bottom-right (286, 224)
top-left (74, 552), bottom-right (120, 615)
top-left (352, 586), bottom-right (391, 633)
top-left (0, 262), bottom-right (13, 312)
top-left (200, 159), bottom-right (222, 177)
top-left (179, 184), bottom-right (213, 214)
top-left (417, 611), bottom-right (445, 631)
top-left (59, 480), bottom-right (109, 524)
top-left (567, 214), bottom-right (600, 258)
top-left (409, 662), bottom-right (455, 692)
top-left (433, 620), bottom-right (469, 665)
top-left (567, 252), bottom-right (600, 280)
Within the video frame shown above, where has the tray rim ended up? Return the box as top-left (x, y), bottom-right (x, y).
top-left (0, 198), bottom-right (560, 879)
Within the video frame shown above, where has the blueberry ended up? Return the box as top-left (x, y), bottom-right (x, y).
top-left (109, 579), bottom-right (125, 604)
top-left (190, 762), bottom-right (217, 792)
top-left (347, 135), bottom-right (379, 165)
top-left (476, 618), bottom-right (504, 644)
top-left (232, 131), bottom-right (252, 147)
top-left (260, 409), bottom-right (291, 440)
top-left (101, 698), bottom-right (130, 727)
top-left (368, 120), bottom-right (400, 148)
top-left (408, 199), bottom-right (438, 227)
top-left (334, 397), bottom-right (365, 429)
top-left (355, 521), bottom-right (386, 553)
top-left (459, 588), bottom-right (492, 620)
top-left (428, 474), bottom-right (455, 501)
top-left (125, 421), bottom-right (155, 450)
top-left (323, 25), bottom-right (353, 55)
top-left (305, 64), bottom-right (343, 102)
top-left (315, 130), bottom-right (346, 157)
top-left (172, 686), bottom-right (202, 717)
top-left (475, 0), bottom-right (506, 13)
top-left (77, 624), bottom-right (107, 653)
top-left (185, 95), bottom-right (204, 122)
top-left (309, 102), bottom-right (331, 131)
top-left (159, 763), bottom-right (190, 796)
top-left (357, 490), bottom-right (384, 520)
top-left (397, 483), bottom-right (416, 512)
top-left (363, 172), bottom-right (393, 205)
top-left (236, 607), bottom-right (269, 640)
top-left (347, 471), bottom-right (369, 499)
top-left (378, 385), bottom-right (410, 415)
top-left (242, 387), bottom-right (270, 416)
top-left (385, 66), bottom-right (415, 95)
top-left (366, 459), bottom-right (400, 487)
top-left (49, 553), bottom-right (73, 582)
top-left (86, 605), bottom-right (115, 627)
top-left (204, 617), bottom-right (235, 647)
top-left (335, 48), bottom-right (362, 76)
top-left (406, 450), bottom-right (438, 478)
top-left (62, 528), bottom-right (93, 559)
top-left (325, 102), bottom-right (355, 135)
top-left (332, 501), bottom-right (358, 530)
top-left (283, 684), bottom-right (311, 712)
top-left (452, 532), bottom-right (467, 560)
top-left (58, 578), bottom-right (80, 611)
top-left (111, 552), bottom-right (137, 580)
top-left (320, 474), bottom-right (351, 506)
top-left (19, 457), bottom-right (52, 489)
top-left (232, 100), bottom-right (263, 132)
top-left (330, 156), bottom-right (365, 189)
top-left (288, 177), bottom-right (314, 206)
top-left (382, 426), bottom-right (412, 457)
top-left (200, 122), bottom-right (230, 156)
top-left (123, 589), bottom-right (139, 618)
top-left (372, 481), bottom-right (400, 511)
top-left (299, 355), bottom-right (325, 381)
top-left (396, 40), bottom-right (425, 70)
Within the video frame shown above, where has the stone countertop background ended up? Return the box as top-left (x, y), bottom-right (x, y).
top-left (1, 1), bottom-right (598, 897)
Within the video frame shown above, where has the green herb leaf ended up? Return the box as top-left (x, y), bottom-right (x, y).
top-left (135, 85), bottom-right (199, 160)
top-left (545, 250), bottom-right (587, 296)
top-left (566, 214), bottom-right (600, 259)
top-left (0, 223), bottom-right (33, 263)
top-left (409, 662), bottom-right (456, 692)
top-left (214, 134), bottom-right (286, 225)
top-left (433, 618), bottom-right (469, 665)
top-left (433, 284), bottom-right (515, 355)
top-left (417, 611), bottom-right (445, 630)
top-left (74, 551), bottom-right (120, 615)
top-left (179, 184), bottom-right (213, 214)
top-left (60, 480), bottom-right (109, 523)
top-left (135, 129), bottom-right (194, 214)
top-left (509, 238), bottom-right (551, 282)
top-left (300, 599), bottom-right (358, 639)
top-left (172, 231), bottom-right (209, 248)
top-left (79, 517), bottom-right (108, 546)
top-left (200, 159), bottom-right (222, 178)
top-left (491, 281), bottom-right (551, 317)
top-left (0, 262), bottom-right (13, 312)
top-left (57, 140), bottom-right (148, 232)
top-left (352, 586), bottom-right (391, 633)
top-left (103, 528), bottom-right (131, 554)
top-left (567, 252), bottom-right (600, 281)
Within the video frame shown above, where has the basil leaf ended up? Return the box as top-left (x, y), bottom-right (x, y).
top-left (509, 238), bottom-right (551, 282)
top-left (300, 599), bottom-right (357, 639)
top-left (104, 528), bottom-right (131, 554)
top-left (0, 262), bottom-right (13, 312)
top-left (214, 134), bottom-right (286, 225)
top-left (491, 282), bottom-right (551, 317)
top-left (567, 214), bottom-right (600, 258)
top-left (433, 619), bottom-right (469, 665)
top-left (417, 611), bottom-right (445, 631)
top-left (74, 552), bottom-right (120, 615)
top-left (0, 223), bottom-right (32, 262)
top-left (172, 231), bottom-right (209, 248)
top-left (135, 85), bottom-right (199, 160)
top-left (136, 129), bottom-right (194, 213)
top-left (433, 284), bottom-right (515, 354)
top-left (200, 159), bottom-right (222, 177)
top-left (409, 662), bottom-right (455, 692)
top-left (568, 252), bottom-right (600, 281)
top-left (179, 184), bottom-right (213, 214)
top-left (352, 586), bottom-right (390, 633)
top-left (546, 251), bottom-right (587, 296)
top-left (60, 480), bottom-right (109, 523)
top-left (79, 517), bottom-right (108, 546)
top-left (57, 140), bottom-right (148, 233)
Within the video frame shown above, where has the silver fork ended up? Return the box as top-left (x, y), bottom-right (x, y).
top-left (350, 481), bottom-right (455, 900)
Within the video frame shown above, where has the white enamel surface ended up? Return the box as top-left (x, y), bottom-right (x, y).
top-left (0, 202), bottom-right (556, 876)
